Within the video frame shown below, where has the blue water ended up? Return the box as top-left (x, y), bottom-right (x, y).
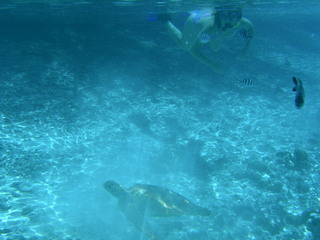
top-left (0, 1), bottom-right (320, 239)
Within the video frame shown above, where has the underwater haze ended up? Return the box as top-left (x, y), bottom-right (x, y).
top-left (1, 0), bottom-right (320, 239)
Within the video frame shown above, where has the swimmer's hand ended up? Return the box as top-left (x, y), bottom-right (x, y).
top-left (236, 51), bottom-right (246, 60)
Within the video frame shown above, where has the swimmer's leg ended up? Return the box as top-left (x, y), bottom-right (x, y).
top-left (166, 15), bottom-right (201, 51)
top-left (190, 45), bottom-right (225, 74)
top-left (165, 21), bottom-right (183, 47)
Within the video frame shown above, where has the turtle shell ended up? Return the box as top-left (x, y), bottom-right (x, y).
top-left (126, 184), bottom-right (211, 217)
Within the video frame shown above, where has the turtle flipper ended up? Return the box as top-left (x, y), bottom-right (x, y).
top-left (131, 217), bottom-right (159, 240)
top-left (141, 221), bottom-right (159, 240)
top-left (195, 206), bottom-right (211, 216)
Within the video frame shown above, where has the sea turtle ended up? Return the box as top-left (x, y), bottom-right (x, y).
top-left (103, 180), bottom-right (211, 240)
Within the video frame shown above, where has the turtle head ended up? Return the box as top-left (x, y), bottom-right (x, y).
top-left (103, 180), bottom-right (127, 199)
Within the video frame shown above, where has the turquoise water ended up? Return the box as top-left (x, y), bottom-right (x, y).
top-left (0, 1), bottom-right (319, 240)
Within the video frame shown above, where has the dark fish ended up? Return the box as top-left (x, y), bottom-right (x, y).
top-left (239, 78), bottom-right (253, 86)
top-left (292, 76), bottom-right (305, 109)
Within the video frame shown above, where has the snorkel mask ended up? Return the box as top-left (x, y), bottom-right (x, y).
top-left (214, 8), bottom-right (242, 31)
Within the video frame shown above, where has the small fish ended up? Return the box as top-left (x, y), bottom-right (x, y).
top-left (239, 78), bottom-right (253, 86)
top-left (292, 76), bottom-right (305, 109)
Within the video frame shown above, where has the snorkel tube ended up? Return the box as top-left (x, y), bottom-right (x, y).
top-left (214, 7), bottom-right (242, 31)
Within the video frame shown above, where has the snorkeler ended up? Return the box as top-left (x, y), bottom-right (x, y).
top-left (158, 8), bottom-right (254, 74)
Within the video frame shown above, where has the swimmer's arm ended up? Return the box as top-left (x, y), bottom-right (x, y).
top-left (238, 18), bottom-right (254, 57)
top-left (190, 44), bottom-right (225, 74)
